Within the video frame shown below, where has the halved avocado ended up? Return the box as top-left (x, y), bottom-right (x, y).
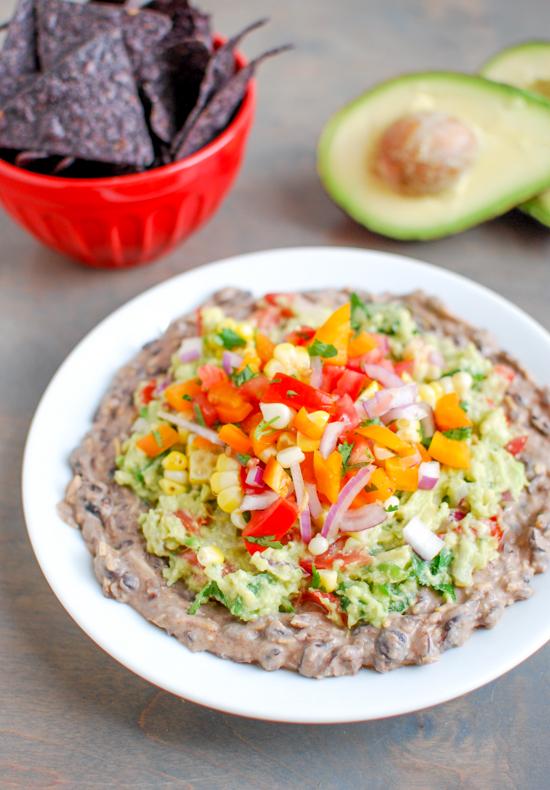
top-left (318, 71), bottom-right (550, 240)
top-left (481, 41), bottom-right (550, 227)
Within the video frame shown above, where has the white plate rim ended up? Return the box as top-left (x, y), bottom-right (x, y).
top-left (21, 246), bottom-right (550, 723)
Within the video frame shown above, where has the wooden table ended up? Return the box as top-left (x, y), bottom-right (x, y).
top-left (1, 0), bottom-right (549, 786)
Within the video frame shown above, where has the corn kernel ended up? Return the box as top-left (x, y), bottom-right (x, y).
top-left (308, 534), bottom-right (329, 555)
top-left (418, 382), bottom-right (444, 410)
top-left (159, 478), bottom-right (186, 495)
top-left (217, 486), bottom-right (243, 513)
top-left (395, 419), bottom-right (421, 443)
top-left (277, 446), bottom-right (305, 468)
top-left (197, 546), bottom-right (225, 566)
top-left (452, 371), bottom-right (473, 396)
top-left (210, 470), bottom-right (240, 494)
top-left (216, 454), bottom-right (240, 473)
top-left (164, 470), bottom-right (188, 484)
top-left (260, 401), bottom-right (293, 429)
top-left (317, 569), bottom-right (338, 592)
top-left (297, 432), bottom-right (320, 452)
top-left (162, 451), bottom-right (188, 472)
top-left (188, 449), bottom-right (218, 484)
top-left (358, 380), bottom-right (380, 401)
top-left (264, 342), bottom-right (311, 379)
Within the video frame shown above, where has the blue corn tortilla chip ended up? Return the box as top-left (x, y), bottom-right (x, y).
top-left (37, 0), bottom-right (172, 74)
top-left (170, 18), bottom-right (267, 155)
top-left (173, 45), bottom-right (290, 161)
top-left (148, 0), bottom-right (212, 51)
top-left (0, 29), bottom-right (154, 166)
top-left (142, 37), bottom-right (209, 143)
top-left (0, 0), bottom-right (38, 104)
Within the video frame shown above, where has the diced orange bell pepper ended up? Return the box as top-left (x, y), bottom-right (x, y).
top-left (385, 456), bottom-right (419, 491)
top-left (352, 467), bottom-right (395, 505)
top-left (294, 407), bottom-right (330, 440)
top-left (263, 457), bottom-right (293, 497)
top-left (313, 302), bottom-right (351, 366)
top-left (163, 379), bottom-right (202, 414)
top-left (137, 423), bottom-right (180, 457)
top-left (434, 393), bottom-right (472, 431)
top-left (416, 442), bottom-right (432, 462)
top-left (193, 435), bottom-right (220, 452)
top-left (348, 331), bottom-right (378, 358)
top-left (429, 431), bottom-right (470, 469)
top-left (277, 431), bottom-right (296, 451)
top-left (207, 381), bottom-right (253, 424)
top-left (255, 331), bottom-right (275, 365)
top-left (218, 424), bottom-right (252, 454)
top-left (313, 450), bottom-right (343, 504)
top-left (355, 424), bottom-right (412, 456)
top-left (297, 431), bottom-right (320, 452)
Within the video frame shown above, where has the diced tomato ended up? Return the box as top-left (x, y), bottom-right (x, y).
top-left (240, 374), bottom-right (270, 403)
top-left (242, 497), bottom-right (298, 553)
top-left (333, 393), bottom-right (361, 429)
top-left (321, 364), bottom-right (344, 393)
top-left (175, 510), bottom-right (199, 533)
top-left (489, 515), bottom-right (504, 543)
top-left (285, 326), bottom-right (316, 346)
top-left (299, 589), bottom-right (347, 626)
top-left (193, 392), bottom-right (218, 427)
top-left (141, 380), bottom-right (157, 405)
top-left (301, 539), bottom-right (370, 571)
top-left (505, 435), bottom-right (528, 456)
top-left (394, 360), bottom-right (414, 377)
top-left (198, 364), bottom-right (229, 390)
top-left (334, 369), bottom-right (367, 401)
top-left (263, 373), bottom-right (336, 413)
top-left (207, 381), bottom-right (253, 423)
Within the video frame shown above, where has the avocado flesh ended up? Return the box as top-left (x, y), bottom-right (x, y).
top-left (481, 42), bottom-right (550, 228)
top-left (318, 71), bottom-right (550, 240)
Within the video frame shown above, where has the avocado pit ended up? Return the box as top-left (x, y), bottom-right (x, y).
top-left (374, 111), bottom-right (478, 195)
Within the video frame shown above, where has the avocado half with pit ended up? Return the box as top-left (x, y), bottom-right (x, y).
top-left (318, 71), bottom-right (550, 240)
top-left (481, 42), bottom-right (550, 228)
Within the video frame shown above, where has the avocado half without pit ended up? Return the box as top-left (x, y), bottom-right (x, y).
top-left (318, 72), bottom-right (550, 240)
top-left (481, 42), bottom-right (550, 228)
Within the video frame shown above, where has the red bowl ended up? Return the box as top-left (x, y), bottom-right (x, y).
top-left (0, 45), bottom-right (255, 268)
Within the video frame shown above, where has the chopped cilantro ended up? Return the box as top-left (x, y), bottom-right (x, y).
top-left (152, 429), bottom-right (162, 447)
top-left (385, 503), bottom-right (399, 512)
top-left (236, 453), bottom-right (251, 466)
top-left (338, 442), bottom-right (354, 473)
top-left (255, 416), bottom-right (279, 439)
top-left (232, 365), bottom-right (256, 387)
top-left (308, 339), bottom-right (338, 358)
top-left (361, 417), bottom-right (382, 427)
top-left (472, 372), bottom-right (486, 382)
top-left (443, 427), bottom-right (472, 440)
top-left (311, 562), bottom-right (321, 589)
top-left (411, 548), bottom-right (456, 602)
top-left (441, 368), bottom-right (461, 378)
top-left (286, 389), bottom-right (299, 398)
top-left (181, 393), bottom-right (192, 402)
top-left (139, 406), bottom-right (148, 418)
top-left (188, 581), bottom-right (227, 615)
top-left (459, 400), bottom-right (468, 412)
top-left (350, 292), bottom-right (370, 334)
top-left (245, 535), bottom-right (284, 549)
top-left (218, 327), bottom-right (246, 350)
top-left (193, 402), bottom-right (206, 427)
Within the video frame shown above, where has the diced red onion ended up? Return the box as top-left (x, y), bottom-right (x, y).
top-left (373, 446), bottom-right (394, 461)
top-left (157, 409), bottom-right (224, 445)
top-left (418, 461), bottom-right (440, 489)
top-left (403, 516), bottom-right (444, 561)
top-left (321, 465), bottom-right (375, 539)
top-left (305, 482), bottom-right (323, 519)
top-left (179, 337), bottom-right (202, 363)
top-left (381, 401), bottom-right (431, 424)
top-left (341, 503), bottom-right (386, 532)
top-left (453, 510), bottom-right (466, 521)
top-left (240, 492), bottom-right (279, 511)
top-left (420, 407), bottom-right (435, 439)
top-left (299, 509), bottom-right (312, 543)
top-left (245, 464), bottom-right (264, 488)
top-left (222, 350), bottom-right (243, 374)
top-left (154, 376), bottom-right (172, 396)
top-left (363, 363), bottom-right (404, 389)
top-left (429, 349), bottom-right (444, 368)
top-left (310, 355), bottom-right (322, 388)
top-left (375, 334), bottom-right (390, 355)
top-left (501, 490), bottom-right (513, 503)
top-left (319, 420), bottom-right (346, 459)
top-left (362, 384), bottom-right (417, 420)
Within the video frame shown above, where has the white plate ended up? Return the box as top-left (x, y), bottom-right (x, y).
top-left (22, 247), bottom-right (550, 723)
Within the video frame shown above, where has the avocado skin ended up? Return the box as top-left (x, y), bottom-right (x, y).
top-left (481, 41), bottom-right (550, 228)
top-left (318, 70), bottom-right (550, 240)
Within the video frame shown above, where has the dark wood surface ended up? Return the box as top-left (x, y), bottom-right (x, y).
top-left (1, 0), bottom-right (549, 786)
